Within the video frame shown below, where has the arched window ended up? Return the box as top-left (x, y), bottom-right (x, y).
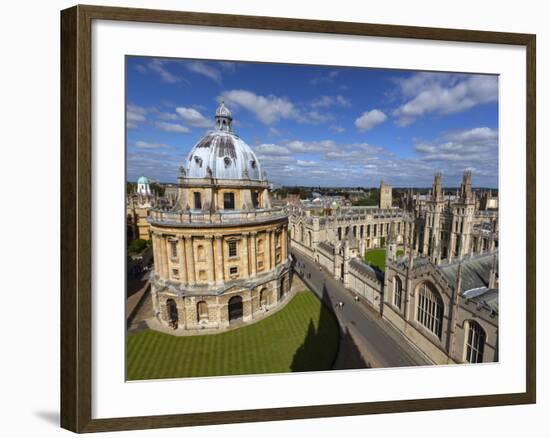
top-left (307, 231), bottom-right (312, 247)
top-left (197, 301), bottom-right (208, 322)
top-left (393, 276), bottom-right (403, 310)
top-left (259, 288), bottom-right (268, 308)
top-left (464, 320), bottom-right (486, 363)
top-left (228, 296), bottom-right (243, 322)
top-left (166, 299), bottom-right (178, 329)
top-left (416, 282), bottom-right (444, 338)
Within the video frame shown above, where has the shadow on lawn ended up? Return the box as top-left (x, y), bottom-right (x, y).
top-left (291, 283), bottom-right (368, 372)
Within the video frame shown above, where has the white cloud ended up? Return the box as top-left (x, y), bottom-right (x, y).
top-left (414, 127), bottom-right (498, 168)
top-left (221, 90), bottom-right (297, 125)
top-left (126, 104), bottom-right (147, 129)
top-left (154, 122), bottom-right (190, 133)
top-left (148, 59), bottom-right (181, 84)
top-left (286, 140), bottom-right (338, 153)
top-left (355, 109), bottom-right (387, 131)
top-left (393, 73), bottom-right (498, 126)
top-left (310, 70), bottom-right (339, 85)
top-left (156, 111), bottom-right (178, 121)
top-left (254, 144), bottom-right (291, 156)
top-left (298, 110), bottom-right (333, 124)
top-left (329, 125), bottom-right (345, 133)
top-left (296, 160), bottom-right (320, 167)
top-left (310, 95), bottom-right (333, 108)
top-left (134, 141), bottom-right (170, 149)
top-left (175, 107), bottom-right (212, 128)
top-left (185, 61), bottom-right (222, 83)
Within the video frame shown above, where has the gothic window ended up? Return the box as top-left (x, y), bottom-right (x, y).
top-left (393, 276), bottom-right (403, 310)
top-left (224, 192), bottom-right (235, 210)
top-left (228, 240), bottom-right (238, 258)
top-left (373, 224), bottom-right (377, 237)
top-left (464, 320), bottom-right (486, 363)
top-left (416, 282), bottom-right (444, 338)
top-left (193, 192), bottom-right (202, 209)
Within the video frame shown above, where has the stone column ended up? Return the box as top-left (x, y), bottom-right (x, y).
top-left (215, 235), bottom-right (224, 284)
top-left (448, 232), bottom-right (456, 262)
top-left (179, 236), bottom-right (187, 284)
top-left (184, 236), bottom-right (195, 284)
top-left (264, 231), bottom-right (271, 270)
top-left (270, 230), bottom-right (276, 268)
top-left (241, 233), bottom-right (249, 277)
top-left (159, 235), bottom-right (169, 278)
top-left (152, 232), bottom-right (160, 276)
top-left (281, 226), bottom-right (287, 261)
top-left (250, 232), bottom-right (257, 277)
top-left (205, 235), bottom-right (215, 284)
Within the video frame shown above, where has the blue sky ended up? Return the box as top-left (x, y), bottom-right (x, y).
top-left (126, 57), bottom-right (498, 188)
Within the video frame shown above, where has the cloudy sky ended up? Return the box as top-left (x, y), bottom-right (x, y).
top-left (126, 57), bottom-right (498, 188)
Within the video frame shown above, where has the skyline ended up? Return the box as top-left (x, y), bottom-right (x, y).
top-left (126, 57), bottom-right (499, 188)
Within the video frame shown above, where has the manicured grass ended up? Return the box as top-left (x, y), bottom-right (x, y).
top-left (364, 248), bottom-right (404, 271)
top-left (126, 290), bottom-right (340, 380)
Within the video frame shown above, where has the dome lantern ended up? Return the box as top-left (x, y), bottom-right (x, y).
top-left (215, 100), bottom-right (233, 132)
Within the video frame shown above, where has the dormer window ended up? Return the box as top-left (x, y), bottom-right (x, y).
top-left (224, 157), bottom-right (232, 168)
top-left (250, 160), bottom-right (256, 169)
top-left (194, 156), bottom-right (203, 167)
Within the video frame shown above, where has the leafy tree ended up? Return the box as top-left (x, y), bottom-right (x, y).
top-left (128, 238), bottom-right (149, 254)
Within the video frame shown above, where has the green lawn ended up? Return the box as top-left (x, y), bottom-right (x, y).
top-left (126, 290), bottom-right (340, 380)
top-left (364, 248), bottom-right (404, 271)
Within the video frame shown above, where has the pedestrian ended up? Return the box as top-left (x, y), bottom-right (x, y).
top-left (354, 295), bottom-right (360, 302)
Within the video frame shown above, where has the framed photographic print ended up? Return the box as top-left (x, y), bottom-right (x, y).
top-left (60, 4), bottom-right (536, 433)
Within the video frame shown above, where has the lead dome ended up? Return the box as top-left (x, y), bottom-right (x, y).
top-left (184, 102), bottom-right (264, 181)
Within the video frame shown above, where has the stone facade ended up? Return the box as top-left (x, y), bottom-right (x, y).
top-left (149, 103), bottom-right (292, 332)
top-left (290, 170), bottom-right (499, 365)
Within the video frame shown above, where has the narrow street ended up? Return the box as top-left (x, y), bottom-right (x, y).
top-left (292, 250), bottom-right (430, 368)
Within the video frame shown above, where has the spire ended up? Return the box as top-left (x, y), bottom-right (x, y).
top-left (215, 100), bottom-right (233, 132)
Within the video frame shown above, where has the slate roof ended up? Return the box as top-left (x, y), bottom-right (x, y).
top-left (318, 241), bottom-right (335, 254)
top-left (437, 253), bottom-right (497, 293)
top-left (462, 287), bottom-right (499, 313)
top-left (350, 258), bottom-right (384, 282)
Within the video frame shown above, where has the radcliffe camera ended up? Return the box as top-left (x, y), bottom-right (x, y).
top-left (125, 58), bottom-right (499, 380)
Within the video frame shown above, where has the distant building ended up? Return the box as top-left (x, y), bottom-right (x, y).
top-left (289, 170), bottom-right (499, 365)
top-left (127, 176), bottom-right (155, 241)
top-left (379, 180), bottom-right (392, 209)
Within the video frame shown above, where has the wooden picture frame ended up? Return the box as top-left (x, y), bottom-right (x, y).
top-left (60, 4), bottom-right (536, 433)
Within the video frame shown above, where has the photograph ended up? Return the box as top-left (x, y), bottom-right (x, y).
top-left (125, 57), bottom-right (499, 380)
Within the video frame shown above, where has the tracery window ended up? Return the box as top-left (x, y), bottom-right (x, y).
top-left (416, 282), bottom-right (444, 338)
top-left (393, 276), bottom-right (403, 310)
top-left (464, 320), bottom-right (486, 363)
